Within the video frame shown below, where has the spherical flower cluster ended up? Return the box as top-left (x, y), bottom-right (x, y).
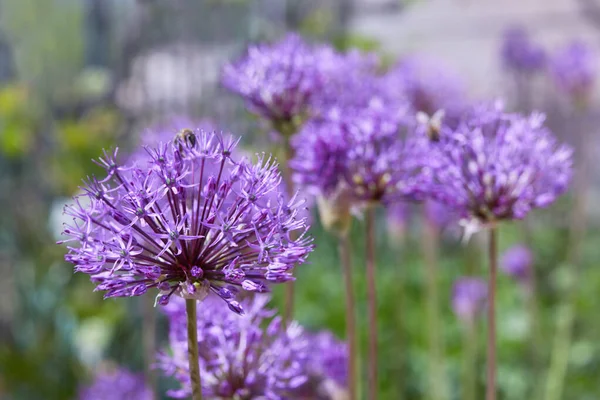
top-left (500, 244), bottom-right (533, 283)
top-left (500, 26), bottom-right (546, 74)
top-left (452, 277), bottom-right (488, 324)
top-left (427, 102), bottom-right (572, 224)
top-left (221, 33), bottom-right (335, 131)
top-left (157, 295), bottom-right (310, 399)
top-left (79, 367), bottom-right (151, 400)
top-left (550, 40), bottom-right (596, 101)
top-left (306, 331), bottom-right (348, 390)
top-left (60, 129), bottom-right (313, 314)
top-left (291, 105), bottom-right (429, 207)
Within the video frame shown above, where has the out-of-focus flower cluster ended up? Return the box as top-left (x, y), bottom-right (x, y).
top-left (452, 277), bottom-right (488, 324)
top-left (79, 367), bottom-right (151, 400)
top-left (501, 26), bottom-right (546, 74)
top-left (427, 102), bottom-right (572, 224)
top-left (549, 40), bottom-right (597, 102)
top-left (158, 295), bottom-right (347, 399)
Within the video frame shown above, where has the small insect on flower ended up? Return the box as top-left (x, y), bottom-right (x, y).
top-left (175, 128), bottom-right (197, 148)
top-left (416, 109), bottom-right (445, 142)
top-left (59, 129), bottom-right (313, 314)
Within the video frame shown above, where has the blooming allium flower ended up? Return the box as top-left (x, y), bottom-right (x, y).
top-left (157, 295), bottom-right (310, 399)
top-left (500, 244), bottom-right (533, 283)
top-left (452, 277), bottom-right (488, 324)
top-left (291, 104), bottom-right (429, 207)
top-left (500, 26), bottom-right (546, 74)
top-left (306, 331), bottom-right (348, 390)
top-left (60, 129), bottom-right (313, 314)
top-left (428, 102), bottom-right (572, 225)
top-left (221, 33), bottom-right (334, 131)
top-left (384, 55), bottom-right (467, 128)
top-left (550, 40), bottom-right (596, 101)
top-left (79, 367), bottom-right (151, 400)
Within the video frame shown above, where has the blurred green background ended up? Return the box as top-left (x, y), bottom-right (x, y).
top-left (1, 0), bottom-right (600, 399)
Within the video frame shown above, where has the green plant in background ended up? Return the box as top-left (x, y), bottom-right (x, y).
top-left (0, 83), bottom-right (38, 158)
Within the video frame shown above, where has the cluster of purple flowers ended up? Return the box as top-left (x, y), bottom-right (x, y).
top-left (61, 129), bottom-right (313, 314)
top-left (501, 244), bottom-right (534, 285)
top-left (158, 294), bottom-right (347, 399)
top-left (500, 26), bottom-right (546, 74)
top-left (427, 102), bottom-right (572, 224)
top-left (221, 33), bottom-right (336, 133)
top-left (452, 277), bottom-right (488, 324)
top-left (79, 367), bottom-right (151, 400)
top-left (499, 26), bottom-right (597, 104)
top-left (549, 40), bottom-right (597, 101)
top-left (61, 30), bottom-right (580, 400)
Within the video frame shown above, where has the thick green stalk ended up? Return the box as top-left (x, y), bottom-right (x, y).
top-left (186, 299), bottom-right (202, 400)
top-left (142, 296), bottom-right (157, 400)
top-left (338, 233), bottom-right (357, 400)
top-left (365, 207), bottom-right (378, 400)
top-left (486, 227), bottom-right (498, 400)
top-left (462, 322), bottom-right (477, 400)
top-left (422, 215), bottom-right (448, 400)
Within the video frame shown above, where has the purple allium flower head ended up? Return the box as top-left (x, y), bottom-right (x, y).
top-left (79, 367), bottom-right (151, 400)
top-left (500, 26), bottom-right (546, 74)
top-left (313, 50), bottom-right (386, 115)
top-left (452, 277), bottom-right (488, 324)
top-left (306, 331), bottom-right (348, 390)
top-left (428, 102), bottom-right (572, 224)
top-left (500, 244), bottom-right (533, 283)
top-left (60, 129), bottom-right (313, 314)
top-left (385, 55), bottom-right (467, 128)
top-left (221, 33), bottom-right (334, 129)
top-left (550, 40), bottom-right (596, 101)
top-left (291, 104), bottom-right (429, 207)
top-left (157, 295), bottom-right (310, 399)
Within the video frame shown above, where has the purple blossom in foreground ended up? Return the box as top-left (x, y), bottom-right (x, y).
top-left (221, 33), bottom-right (335, 130)
top-left (60, 129), bottom-right (313, 314)
top-left (452, 277), bottom-right (488, 324)
top-left (157, 295), bottom-right (310, 399)
top-left (500, 244), bottom-right (533, 283)
top-left (79, 367), bottom-right (151, 400)
top-left (385, 55), bottom-right (467, 128)
top-left (550, 40), bottom-right (596, 101)
top-left (500, 26), bottom-right (546, 74)
top-left (291, 105), bottom-right (429, 207)
top-left (428, 102), bottom-right (572, 224)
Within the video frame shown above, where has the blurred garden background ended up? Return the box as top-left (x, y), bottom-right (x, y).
top-left (2, 0), bottom-right (600, 399)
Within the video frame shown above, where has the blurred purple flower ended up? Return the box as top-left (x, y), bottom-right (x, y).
top-left (428, 102), bottom-right (572, 224)
top-left (307, 331), bottom-right (348, 390)
top-left (60, 129), bottom-right (313, 314)
top-left (291, 104), bottom-right (429, 208)
top-left (500, 26), bottom-right (546, 74)
top-left (79, 367), bottom-right (151, 400)
top-left (452, 277), bottom-right (488, 323)
top-left (221, 33), bottom-right (335, 129)
top-left (550, 40), bottom-right (596, 101)
top-left (157, 295), bottom-right (310, 399)
top-left (500, 244), bottom-right (533, 283)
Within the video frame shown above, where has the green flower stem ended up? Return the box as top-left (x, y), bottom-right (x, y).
top-left (186, 299), bottom-right (202, 400)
